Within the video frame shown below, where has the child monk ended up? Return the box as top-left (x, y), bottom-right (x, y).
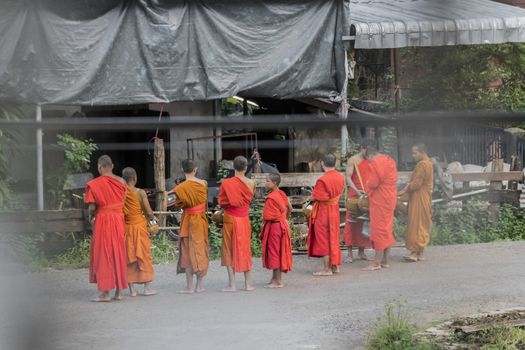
top-left (260, 174), bottom-right (293, 288)
top-left (122, 167), bottom-right (156, 297)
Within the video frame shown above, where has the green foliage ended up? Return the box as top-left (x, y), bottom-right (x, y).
top-left (0, 104), bottom-right (23, 210)
top-left (52, 236), bottom-right (91, 269)
top-left (150, 232), bottom-right (178, 264)
top-left (367, 302), bottom-right (442, 350)
top-left (48, 134), bottom-right (97, 209)
top-left (453, 324), bottom-right (525, 350)
top-left (400, 44), bottom-right (525, 112)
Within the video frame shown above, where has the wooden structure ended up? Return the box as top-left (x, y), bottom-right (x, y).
top-left (0, 210), bottom-right (86, 234)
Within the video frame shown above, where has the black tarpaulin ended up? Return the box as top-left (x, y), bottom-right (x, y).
top-left (0, 0), bottom-right (349, 105)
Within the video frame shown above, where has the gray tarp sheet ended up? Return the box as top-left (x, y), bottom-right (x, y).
top-left (0, 0), bottom-right (349, 105)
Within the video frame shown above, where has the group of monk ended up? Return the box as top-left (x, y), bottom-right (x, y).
top-left (84, 141), bottom-right (434, 301)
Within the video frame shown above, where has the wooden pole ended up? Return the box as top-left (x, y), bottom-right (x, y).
top-left (36, 105), bottom-right (44, 211)
top-left (488, 158), bottom-right (504, 222)
top-left (154, 138), bottom-right (167, 226)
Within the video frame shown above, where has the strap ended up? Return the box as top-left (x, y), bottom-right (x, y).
top-left (354, 161), bottom-right (366, 192)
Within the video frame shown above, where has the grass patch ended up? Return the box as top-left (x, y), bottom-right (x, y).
top-left (367, 302), bottom-right (442, 350)
top-left (454, 324), bottom-right (525, 350)
top-left (150, 232), bottom-right (178, 264)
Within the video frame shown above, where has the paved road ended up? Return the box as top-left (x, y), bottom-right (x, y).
top-left (2, 242), bottom-right (525, 350)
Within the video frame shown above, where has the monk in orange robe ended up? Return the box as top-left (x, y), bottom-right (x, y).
top-left (260, 173), bottom-right (293, 288)
top-left (84, 155), bottom-right (127, 302)
top-left (344, 144), bottom-right (371, 263)
top-left (363, 146), bottom-right (398, 271)
top-left (122, 167), bottom-right (156, 297)
top-left (307, 153), bottom-right (345, 276)
top-left (219, 155), bottom-right (256, 292)
top-left (174, 159), bottom-right (209, 294)
top-left (399, 144), bottom-right (433, 262)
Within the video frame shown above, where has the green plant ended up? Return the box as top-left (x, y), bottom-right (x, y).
top-left (367, 302), bottom-right (442, 350)
top-left (150, 232), bottom-right (178, 264)
top-left (48, 134), bottom-right (97, 209)
top-left (249, 203), bottom-right (263, 257)
top-left (52, 236), bottom-right (91, 269)
top-left (0, 104), bottom-right (23, 210)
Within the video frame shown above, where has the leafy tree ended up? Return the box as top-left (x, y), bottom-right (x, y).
top-left (0, 104), bottom-right (23, 210)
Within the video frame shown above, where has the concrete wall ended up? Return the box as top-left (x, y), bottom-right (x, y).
top-left (150, 102), bottom-right (220, 181)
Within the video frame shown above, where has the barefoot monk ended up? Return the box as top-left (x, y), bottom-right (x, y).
top-left (307, 153), bottom-right (345, 276)
top-left (174, 159), bottom-right (210, 293)
top-left (219, 156), bottom-right (256, 292)
top-left (84, 155), bottom-right (127, 302)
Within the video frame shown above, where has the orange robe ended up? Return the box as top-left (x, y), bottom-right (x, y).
top-left (367, 155), bottom-right (398, 251)
top-left (174, 180), bottom-right (209, 277)
top-left (307, 169), bottom-right (344, 266)
top-left (219, 177), bottom-right (254, 273)
top-left (84, 176), bottom-right (127, 291)
top-left (260, 190), bottom-right (293, 272)
top-left (123, 187), bottom-right (154, 284)
top-left (405, 156), bottom-right (433, 254)
top-left (344, 159), bottom-right (372, 248)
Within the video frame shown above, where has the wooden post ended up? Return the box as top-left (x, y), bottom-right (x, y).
top-left (154, 138), bottom-right (167, 226)
top-left (488, 158), bottom-right (504, 222)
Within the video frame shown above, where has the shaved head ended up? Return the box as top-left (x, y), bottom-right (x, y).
top-left (122, 167), bottom-right (137, 183)
top-left (267, 173), bottom-right (281, 186)
top-left (322, 153), bottom-right (337, 168)
top-left (181, 159), bottom-right (196, 174)
top-left (413, 143), bottom-right (428, 154)
top-left (97, 155), bottom-right (113, 169)
top-left (233, 156), bottom-right (248, 172)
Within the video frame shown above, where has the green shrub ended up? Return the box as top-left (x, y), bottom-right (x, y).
top-left (367, 302), bottom-right (442, 350)
top-left (150, 232), bottom-right (178, 264)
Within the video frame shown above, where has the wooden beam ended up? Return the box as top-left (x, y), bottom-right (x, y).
top-left (253, 171), bottom-right (523, 188)
top-left (0, 209), bottom-right (86, 234)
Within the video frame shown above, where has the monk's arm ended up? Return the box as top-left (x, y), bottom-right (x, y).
top-left (345, 157), bottom-right (361, 194)
top-left (218, 185), bottom-right (230, 208)
top-left (173, 188), bottom-right (184, 210)
top-left (311, 180), bottom-right (331, 201)
top-left (406, 163), bottom-right (426, 193)
top-left (286, 199), bottom-right (293, 218)
top-left (140, 189), bottom-right (155, 220)
top-left (88, 203), bottom-right (96, 223)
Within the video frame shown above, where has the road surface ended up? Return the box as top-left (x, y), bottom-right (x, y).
top-left (2, 242), bottom-right (525, 350)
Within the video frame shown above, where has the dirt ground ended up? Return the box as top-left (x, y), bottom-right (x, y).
top-left (1, 241), bottom-right (525, 350)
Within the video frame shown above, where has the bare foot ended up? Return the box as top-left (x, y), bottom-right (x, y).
top-left (417, 254), bottom-right (426, 261)
top-left (221, 286), bottom-right (237, 293)
top-left (195, 287), bottom-right (206, 293)
top-left (177, 289), bottom-right (194, 294)
top-left (91, 293), bottom-right (111, 302)
top-left (112, 295), bottom-right (123, 301)
top-left (264, 283), bottom-right (284, 289)
top-left (244, 285), bottom-right (255, 291)
top-left (362, 264), bottom-right (381, 271)
top-left (129, 284), bottom-right (137, 297)
top-left (403, 254), bottom-right (418, 262)
top-left (345, 257), bottom-right (354, 264)
top-left (144, 289), bottom-right (157, 296)
top-left (313, 270), bottom-right (333, 276)
top-left (358, 254), bottom-right (371, 261)
top-left (381, 264), bottom-right (390, 268)
top-left (332, 267), bottom-right (340, 274)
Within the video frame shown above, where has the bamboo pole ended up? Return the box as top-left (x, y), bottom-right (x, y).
top-left (154, 138), bottom-right (167, 226)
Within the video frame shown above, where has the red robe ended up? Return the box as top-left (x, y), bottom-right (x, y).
top-left (307, 169), bottom-right (344, 266)
top-left (84, 176), bottom-right (128, 291)
top-left (367, 155), bottom-right (398, 250)
top-left (260, 190), bottom-right (293, 272)
top-left (344, 159), bottom-right (372, 248)
top-left (219, 177), bottom-right (254, 273)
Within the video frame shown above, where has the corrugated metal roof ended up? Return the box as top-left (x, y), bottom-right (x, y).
top-left (350, 0), bottom-right (525, 48)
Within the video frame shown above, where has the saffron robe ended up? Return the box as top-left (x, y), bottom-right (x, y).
top-left (405, 156), bottom-right (433, 253)
top-left (123, 187), bottom-right (154, 284)
top-left (344, 159), bottom-right (372, 248)
top-left (174, 180), bottom-right (209, 276)
top-left (367, 155), bottom-right (398, 251)
top-left (307, 169), bottom-right (344, 266)
top-left (260, 190), bottom-right (292, 272)
top-left (219, 177), bottom-right (254, 273)
top-left (84, 175), bottom-right (128, 291)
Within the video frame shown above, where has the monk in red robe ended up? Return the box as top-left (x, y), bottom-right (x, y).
top-left (174, 159), bottom-right (209, 294)
top-left (122, 167), bottom-right (156, 297)
top-left (363, 146), bottom-right (398, 271)
top-left (307, 153), bottom-right (345, 276)
top-left (344, 144), bottom-right (371, 263)
top-left (260, 173), bottom-right (293, 288)
top-left (84, 155), bottom-right (127, 302)
top-left (219, 156), bottom-right (256, 292)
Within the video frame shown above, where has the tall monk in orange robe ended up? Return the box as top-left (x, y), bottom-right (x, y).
top-left (363, 146), bottom-right (398, 271)
top-left (122, 167), bottom-right (156, 297)
top-left (84, 155), bottom-right (127, 302)
top-left (344, 144), bottom-right (371, 263)
top-left (219, 156), bottom-right (256, 292)
top-left (174, 159), bottom-right (209, 294)
top-left (399, 144), bottom-right (433, 262)
top-left (307, 153), bottom-right (345, 276)
top-left (260, 173), bottom-right (293, 288)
